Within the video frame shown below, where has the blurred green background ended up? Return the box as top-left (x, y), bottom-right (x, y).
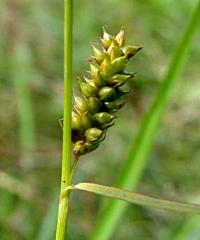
top-left (0, 0), bottom-right (200, 239)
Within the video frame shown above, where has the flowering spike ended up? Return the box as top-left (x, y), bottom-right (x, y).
top-left (71, 27), bottom-right (141, 156)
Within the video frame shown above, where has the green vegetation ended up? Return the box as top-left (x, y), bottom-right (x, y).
top-left (92, 1), bottom-right (200, 239)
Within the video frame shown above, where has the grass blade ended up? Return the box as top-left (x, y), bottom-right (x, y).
top-left (168, 215), bottom-right (200, 240)
top-left (0, 171), bottom-right (42, 204)
top-left (35, 195), bottom-right (58, 240)
top-left (92, 1), bottom-right (200, 239)
top-left (12, 43), bottom-right (36, 167)
top-left (73, 183), bottom-right (200, 214)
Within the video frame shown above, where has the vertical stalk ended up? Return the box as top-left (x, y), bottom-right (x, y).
top-left (56, 0), bottom-right (73, 239)
top-left (3, 0), bottom-right (36, 168)
top-left (12, 43), bottom-right (36, 168)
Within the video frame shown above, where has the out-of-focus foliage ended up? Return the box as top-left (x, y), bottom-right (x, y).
top-left (0, 0), bottom-right (200, 239)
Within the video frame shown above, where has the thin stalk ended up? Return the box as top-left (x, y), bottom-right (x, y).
top-left (92, 1), bottom-right (200, 239)
top-left (69, 156), bottom-right (80, 183)
top-left (56, 0), bottom-right (73, 240)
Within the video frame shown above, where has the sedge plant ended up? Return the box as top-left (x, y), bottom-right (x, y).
top-left (56, 1), bottom-right (200, 239)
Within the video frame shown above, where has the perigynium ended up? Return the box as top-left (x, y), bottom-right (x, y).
top-left (71, 27), bottom-right (141, 156)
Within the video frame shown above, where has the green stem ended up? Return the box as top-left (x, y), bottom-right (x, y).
top-left (56, 0), bottom-right (73, 239)
top-left (92, 1), bottom-right (200, 239)
top-left (69, 156), bottom-right (80, 183)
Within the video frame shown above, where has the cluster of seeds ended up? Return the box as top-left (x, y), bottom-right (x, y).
top-left (72, 27), bottom-right (141, 156)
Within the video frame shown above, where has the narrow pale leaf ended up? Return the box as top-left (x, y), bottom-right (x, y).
top-left (73, 183), bottom-right (200, 214)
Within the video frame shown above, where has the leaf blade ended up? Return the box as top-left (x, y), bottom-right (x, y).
top-left (74, 183), bottom-right (200, 214)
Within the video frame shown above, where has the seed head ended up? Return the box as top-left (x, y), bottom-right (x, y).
top-left (71, 27), bottom-right (141, 156)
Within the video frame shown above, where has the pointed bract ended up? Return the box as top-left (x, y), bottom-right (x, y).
top-left (111, 56), bottom-right (128, 73)
top-left (122, 45), bottom-right (142, 59)
top-left (104, 98), bottom-right (125, 111)
top-left (78, 77), bottom-right (98, 97)
top-left (100, 56), bottom-right (114, 77)
top-left (107, 40), bottom-right (122, 61)
top-left (74, 95), bottom-right (88, 114)
top-left (91, 44), bottom-right (106, 64)
top-left (115, 27), bottom-right (125, 47)
top-left (101, 26), bottom-right (113, 49)
top-left (109, 73), bottom-right (134, 87)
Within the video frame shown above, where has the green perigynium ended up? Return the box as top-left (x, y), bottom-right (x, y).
top-left (72, 27), bottom-right (141, 156)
